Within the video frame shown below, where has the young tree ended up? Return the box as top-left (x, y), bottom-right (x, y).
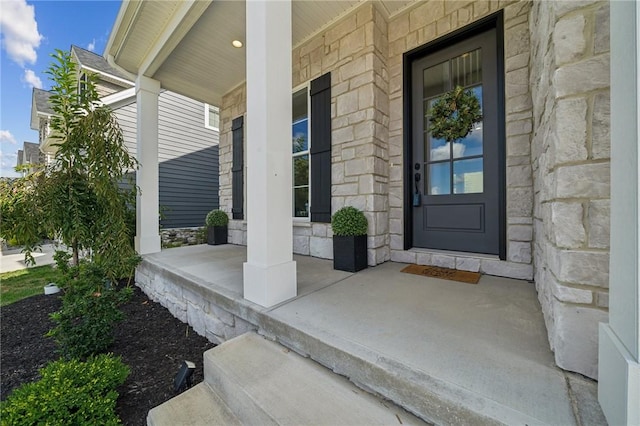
top-left (32, 49), bottom-right (138, 280)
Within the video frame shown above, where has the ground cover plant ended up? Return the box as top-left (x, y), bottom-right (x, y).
top-left (0, 265), bottom-right (60, 307)
top-left (1, 287), bottom-right (215, 425)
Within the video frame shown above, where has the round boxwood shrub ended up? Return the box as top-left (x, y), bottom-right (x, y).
top-left (331, 207), bottom-right (368, 237)
top-left (0, 354), bottom-right (129, 425)
top-left (205, 209), bottom-right (229, 227)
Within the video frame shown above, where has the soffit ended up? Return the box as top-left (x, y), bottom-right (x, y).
top-left (109, 0), bottom-right (420, 106)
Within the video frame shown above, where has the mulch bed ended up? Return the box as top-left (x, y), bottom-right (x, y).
top-left (1, 286), bottom-right (216, 426)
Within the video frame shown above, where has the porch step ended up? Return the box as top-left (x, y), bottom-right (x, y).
top-left (148, 332), bottom-right (427, 426)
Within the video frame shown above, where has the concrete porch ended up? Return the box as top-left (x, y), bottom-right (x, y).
top-left (137, 244), bottom-right (605, 425)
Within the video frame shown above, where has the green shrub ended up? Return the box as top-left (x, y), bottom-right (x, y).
top-left (48, 261), bottom-right (132, 360)
top-left (205, 209), bottom-right (229, 227)
top-left (331, 207), bottom-right (368, 237)
top-left (0, 354), bottom-right (129, 426)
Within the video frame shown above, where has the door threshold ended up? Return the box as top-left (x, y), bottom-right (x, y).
top-left (408, 247), bottom-right (500, 260)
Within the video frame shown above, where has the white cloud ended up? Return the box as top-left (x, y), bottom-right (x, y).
top-left (430, 142), bottom-right (465, 161)
top-left (0, 0), bottom-right (43, 66)
top-left (22, 68), bottom-right (42, 89)
top-left (87, 39), bottom-right (96, 52)
top-left (0, 150), bottom-right (19, 168)
top-left (0, 130), bottom-right (18, 145)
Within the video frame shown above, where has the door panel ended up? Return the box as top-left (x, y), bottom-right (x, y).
top-left (411, 29), bottom-right (500, 255)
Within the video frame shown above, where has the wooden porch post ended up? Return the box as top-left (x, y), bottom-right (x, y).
top-left (598, 1), bottom-right (640, 424)
top-left (134, 75), bottom-right (161, 255)
top-left (243, 0), bottom-right (297, 307)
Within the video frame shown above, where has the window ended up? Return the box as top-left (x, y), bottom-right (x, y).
top-left (205, 104), bottom-right (220, 130)
top-left (292, 87), bottom-right (309, 218)
top-left (78, 72), bottom-right (87, 96)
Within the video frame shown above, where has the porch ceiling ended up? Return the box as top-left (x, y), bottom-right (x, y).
top-left (105, 0), bottom-right (417, 106)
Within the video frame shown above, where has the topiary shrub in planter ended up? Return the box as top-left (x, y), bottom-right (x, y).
top-left (205, 209), bottom-right (228, 245)
top-left (331, 206), bottom-right (368, 272)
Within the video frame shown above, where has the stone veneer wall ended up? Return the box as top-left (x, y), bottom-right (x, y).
top-left (529, 0), bottom-right (610, 379)
top-left (385, 0), bottom-right (535, 280)
top-left (219, 3), bottom-right (392, 264)
top-left (136, 260), bottom-right (256, 344)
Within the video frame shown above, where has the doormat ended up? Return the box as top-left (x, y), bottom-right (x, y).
top-left (400, 264), bottom-right (481, 284)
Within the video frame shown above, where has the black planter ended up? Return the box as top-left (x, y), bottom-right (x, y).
top-left (207, 226), bottom-right (228, 245)
top-left (333, 234), bottom-right (367, 272)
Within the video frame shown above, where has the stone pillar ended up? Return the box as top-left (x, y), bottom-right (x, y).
top-left (598, 1), bottom-right (640, 424)
top-left (243, 0), bottom-right (297, 307)
top-left (134, 75), bottom-right (161, 255)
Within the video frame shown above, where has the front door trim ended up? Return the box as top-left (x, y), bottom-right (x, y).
top-left (402, 10), bottom-right (506, 260)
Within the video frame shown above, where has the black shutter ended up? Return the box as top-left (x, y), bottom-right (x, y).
top-left (310, 72), bottom-right (332, 223)
top-left (232, 116), bottom-right (244, 220)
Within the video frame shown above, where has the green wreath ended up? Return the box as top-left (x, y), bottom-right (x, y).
top-left (429, 86), bottom-right (482, 143)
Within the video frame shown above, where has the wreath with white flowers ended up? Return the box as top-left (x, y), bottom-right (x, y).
top-left (429, 86), bottom-right (482, 143)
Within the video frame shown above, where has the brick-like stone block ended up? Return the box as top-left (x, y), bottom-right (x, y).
top-left (554, 97), bottom-right (588, 164)
top-left (508, 241), bottom-right (532, 264)
top-left (594, 5), bottom-right (610, 55)
top-left (551, 278), bottom-right (593, 304)
top-left (554, 55), bottom-right (610, 98)
top-left (507, 187), bottom-right (533, 217)
top-left (415, 252), bottom-right (432, 266)
top-left (431, 254), bottom-right (455, 269)
top-left (555, 163), bottom-right (610, 199)
top-left (554, 14), bottom-right (586, 66)
top-left (506, 67), bottom-right (529, 97)
top-left (549, 248), bottom-right (609, 287)
top-left (390, 250), bottom-right (417, 264)
top-left (310, 236), bottom-right (332, 259)
top-left (587, 200), bottom-right (610, 249)
top-left (508, 224), bottom-right (533, 242)
top-left (550, 300), bottom-right (607, 379)
top-left (480, 259), bottom-right (533, 280)
top-left (507, 164), bottom-right (532, 187)
top-left (186, 302), bottom-right (206, 337)
top-left (551, 202), bottom-right (585, 248)
top-left (293, 235), bottom-right (310, 255)
top-left (591, 92), bottom-right (610, 160)
top-left (456, 256), bottom-right (480, 272)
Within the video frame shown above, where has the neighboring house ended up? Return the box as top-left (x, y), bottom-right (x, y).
top-left (30, 45), bottom-right (220, 229)
top-left (105, 1), bottom-right (638, 424)
top-left (15, 141), bottom-right (43, 176)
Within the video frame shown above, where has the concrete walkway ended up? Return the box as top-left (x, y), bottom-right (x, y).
top-left (0, 244), bottom-right (59, 274)
top-left (141, 244), bottom-right (606, 425)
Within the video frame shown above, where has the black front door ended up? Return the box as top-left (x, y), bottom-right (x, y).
top-left (411, 28), bottom-right (502, 255)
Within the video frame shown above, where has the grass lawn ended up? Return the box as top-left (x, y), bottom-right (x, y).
top-left (0, 266), bottom-right (61, 306)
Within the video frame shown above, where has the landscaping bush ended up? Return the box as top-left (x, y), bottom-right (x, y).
top-left (0, 354), bottom-right (129, 425)
top-left (48, 260), bottom-right (133, 360)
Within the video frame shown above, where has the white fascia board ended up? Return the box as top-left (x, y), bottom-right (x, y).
top-left (102, 87), bottom-right (136, 109)
top-left (105, 0), bottom-right (144, 70)
top-left (81, 65), bottom-right (134, 87)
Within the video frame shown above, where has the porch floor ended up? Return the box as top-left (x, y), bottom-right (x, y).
top-left (141, 244), bottom-right (605, 425)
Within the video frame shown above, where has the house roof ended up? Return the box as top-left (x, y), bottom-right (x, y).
top-left (71, 45), bottom-right (133, 83)
top-left (30, 88), bottom-right (54, 130)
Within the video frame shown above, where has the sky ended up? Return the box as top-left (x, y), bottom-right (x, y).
top-left (0, 0), bottom-right (122, 177)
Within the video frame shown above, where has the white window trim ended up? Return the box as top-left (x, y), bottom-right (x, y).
top-left (292, 84), bottom-right (311, 222)
top-left (204, 103), bottom-right (220, 131)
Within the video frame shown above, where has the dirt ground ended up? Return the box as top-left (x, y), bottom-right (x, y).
top-left (1, 286), bottom-right (215, 426)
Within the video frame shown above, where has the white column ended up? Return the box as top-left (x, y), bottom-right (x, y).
top-left (243, 0), bottom-right (297, 307)
top-left (598, 1), bottom-right (640, 425)
top-left (134, 75), bottom-right (161, 255)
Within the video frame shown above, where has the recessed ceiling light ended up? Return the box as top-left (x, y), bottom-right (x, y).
top-left (232, 40), bottom-right (243, 48)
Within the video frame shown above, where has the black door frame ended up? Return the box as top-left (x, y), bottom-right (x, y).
top-left (402, 11), bottom-right (506, 260)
